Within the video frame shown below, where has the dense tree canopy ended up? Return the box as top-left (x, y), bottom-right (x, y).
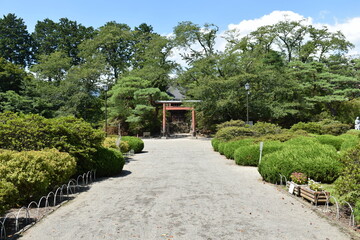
top-left (0, 14), bottom-right (360, 134)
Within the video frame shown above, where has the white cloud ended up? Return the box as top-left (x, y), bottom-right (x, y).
top-left (166, 10), bottom-right (360, 67)
top-left (317, 17), bottom-right (360, 55)
top-left (223, 10), bottom-right (360, 56)
top-left (227, 10), bottom-right (313, 37)
top-left (213, 11), bottom-right (314, 54)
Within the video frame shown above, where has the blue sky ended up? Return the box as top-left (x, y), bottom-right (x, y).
top-left (2, 0), bottom-right (360, 58)
top-left (1, 0), bottom-right (360, 34)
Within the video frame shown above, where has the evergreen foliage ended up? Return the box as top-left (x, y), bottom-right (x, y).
top-left (121, 136), bottom-right (144, 153)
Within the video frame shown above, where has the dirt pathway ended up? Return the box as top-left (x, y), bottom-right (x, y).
top-left (20, 138), bottom-right (355, 240)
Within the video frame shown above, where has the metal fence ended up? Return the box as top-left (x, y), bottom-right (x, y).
top-left (278, 175), bottom-right (356, 228)
top-left (0, 170), bottom-right (96, 240)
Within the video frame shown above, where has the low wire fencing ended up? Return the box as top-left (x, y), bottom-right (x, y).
top-left (0, 170), bottom-right (96, 240)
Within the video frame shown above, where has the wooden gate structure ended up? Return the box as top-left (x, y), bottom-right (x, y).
top-left (157, 100), bottom-right (201, 137)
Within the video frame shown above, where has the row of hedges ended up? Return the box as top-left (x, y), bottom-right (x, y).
top-left (212, 119), bottom-right (359, 222)
top-left (0, 112), bottom-right (104, 174)
top-left (0, 113), bottom-right (146, 214)
top-left (212, 120), bottom-right (359, 185)
top-left (215, 119), bottom-right (351, 143)
top-left (0, 113), bottom-right (142, 177)
top-left (258, 141), bottom-right (342, 184)
top-left (213, 134), bottom-right (353, 184)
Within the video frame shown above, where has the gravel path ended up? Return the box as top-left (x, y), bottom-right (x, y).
top-left (20, 138), bottom-right (356, 240)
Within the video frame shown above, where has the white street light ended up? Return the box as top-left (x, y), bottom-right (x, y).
top-left (245, 83), bottom-right (250, 124)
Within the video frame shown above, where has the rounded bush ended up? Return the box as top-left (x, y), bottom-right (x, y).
top-left (211, 138), bottom-right (222, 152)
top-left (0, 180), bottom-right (19, 214)
top-left (215, 126), bottom-right (256, 141)
top-left (258, 143), bottom-right (342, 184)
top-left (334, 147), bottom-right (360, 205)
top-left (257, 130), bottom-right (308, 142)
top-left (252, 122), bottom-right (283, 135)
top-left (103, 137), bottom-right (118, 149)
top-left (234, 141), bottom-right (283, 166)
top-left (121, 136), bottom-right (144, 153)
top-left (103, 136), bottom-right (130, 153)
top-left (284, 136), bottom-right (317, 146)
top-left (92, 147), bottom-right (125, 177)
top-left (0, 112), bottom-right (105, 174)
top-left (223, 139), bottom-right (254, 159)
top-left (0, 149), bottom-right (76, 202)
top-left (315, 135), bottom-right (344, 151)
top-left (218, 142), bottom-right (227, 155)
top-left (216, 120), bottom-right (246, 130)
top-left (339, 134), bottom-right (359, 152)
top-left (344, 129), bottom-right (360, 136)
top-left (290, 120), bottom-right (350, 136)
top-left (321, 121), bottom-right (350, 135)
top-left (355, 201), bottom-right (360, 224)
top-left (120, 141), bottom-right (130, 153)
top-left (290, 121), bottom-right (322, 134)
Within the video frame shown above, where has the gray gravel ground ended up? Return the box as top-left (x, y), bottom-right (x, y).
top-left (20, 137), bottom-right (357, 240)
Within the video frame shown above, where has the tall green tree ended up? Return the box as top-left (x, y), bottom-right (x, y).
top-left (31, 51), bottom-right (72, 82)
top-left (32, 17), bottom-right (94, 64)
top-left (173, 21), bottom-right (219, 63)
top-left (32, 18), bottom-right (59, 56)
top-left (0, 13), bottom-right (33, 67)
top-left (128, 33), bottom-right (176, 91)
top-left (79, 21), bottom-right (132, 80)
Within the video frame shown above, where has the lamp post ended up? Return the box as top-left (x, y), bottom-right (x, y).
top-left (245, 82), bottom-right (250, 124)
top-left (104, 84), bottom-right (108, 137)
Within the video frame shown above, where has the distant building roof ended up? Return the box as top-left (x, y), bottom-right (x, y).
top-left (166, 86), bottom-right (185, 100)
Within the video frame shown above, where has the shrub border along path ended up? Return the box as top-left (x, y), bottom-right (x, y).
top-left (20, 138), bottom-right (356, 240)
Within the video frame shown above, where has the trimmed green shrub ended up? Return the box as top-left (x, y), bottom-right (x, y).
top-left (334, 147), bottom-right (360, 205)
top-left (121, 136), bottom-right (144, 153)
top-left (120, 141), bottom-right (130, 153)
top-left (258, 143), bottom-right (342, 184)
top-left (290, 121), bottom-right (322, 134)
top-left (355, 201), bottom-right (360, 224)
top-left (216, 120), bottom-right (246, 130)
top-left (0, 112), bottom-right (105, 174)
top-left (256, 130), bottom-right (309, 142)
top-left (234, 141), bottom-right (283, 166)
top-left (211, 138), bottom-right (222, 152)
top-left (218, 142), bottom-right (227, 155)
top-left (46, 116), bottom-right (104, 173)
top-left (0, 180), bottom-right (19, 214)
top-left (284, 136), bottom-right (317, 146)
top-left (344, 129), bottom-right (360, 136)
top-left (215, 126), bottom-right (256, 141)
top-left (339, 134), bottom-right (359, 152)
top-left (315, 135), bottom-right (344, 151)
top-left (92, 147), bottom-right (125, 177)
top-left (103, 136), bottom-right (130, 153)
top-left (321, 121), bottom-right (350, 135)
top-left (290, 120), bottom-right (350, 136)
top-left (0, 149), bottom-right (76, 202)
top-left (103, 137), bottom-right (117, 149)
top-left (223, 139), bottom-right (254, 159)
top-left (252, 122), bottom-right (283, 135)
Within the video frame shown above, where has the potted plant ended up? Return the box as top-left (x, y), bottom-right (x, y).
top-left (287, 172), bottom-right (307, 196)
top-left (300, 179), bottom-right (330, 205)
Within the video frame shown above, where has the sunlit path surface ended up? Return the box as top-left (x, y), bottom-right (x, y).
top-left (20, 138), bottom-right (354, 240)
